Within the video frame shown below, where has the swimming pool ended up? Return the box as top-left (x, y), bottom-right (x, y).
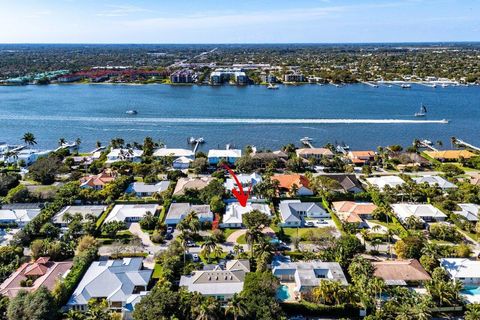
top-left (276, 285), bottom-right (291, 301)
top-left (462, 286), bottom-right (480, 296)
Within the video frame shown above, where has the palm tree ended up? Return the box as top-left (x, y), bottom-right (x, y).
top-left (58, 137), bottom-right (66, 146)
top-left (178, 232), bottom-right (189, 265)
top-left (75, 137), bottom-right (82, 147)
top-left (213, 245), bottom-right (224, 260)
top-left (289, 183), bottom-right (299, 197)
top-left (22, 132), bottom-right (37, 148)
top-left (201, 236), bottom-right (217, 262)
top-left (225, 293), bottom-right (248, 320)
top-left (254, 237), bottom-right (275, 271)
top-left (465, 303), bottom-right (480, 320)
top-left (183, 210), bottom-right (200, 234)
top-left (196, 299), bottom-right (220, 320)
top-left (245, 229), bottom-right (262, 258)
top-left (96, 140), bottom-right (102, 148)
top-left (233, 244), bottom-right (242, 258)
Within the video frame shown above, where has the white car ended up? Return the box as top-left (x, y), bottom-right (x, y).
top-left (192, 254), bottom-right (199, 262)
top-left (314, 220), bottom-right (328, 225)
top-left (305, 221), bottom-right (315, 227)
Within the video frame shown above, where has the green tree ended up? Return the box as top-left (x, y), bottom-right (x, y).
top-left (7, 286), bottom-right (56, 320)
top-left (22, 132), bottom-right (37, 148)
top-left (225, 293), bottom-right (247, 320)
top-left (240, 272), bottom-right (283, 320)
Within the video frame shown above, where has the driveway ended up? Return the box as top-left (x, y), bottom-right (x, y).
top-left (129, 223), bottom-right (154, 247)
top-left (225, 227), bottom-right (275, 244)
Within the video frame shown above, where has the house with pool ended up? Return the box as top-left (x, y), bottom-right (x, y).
top-left (441, 258), bottom-right (480, 303)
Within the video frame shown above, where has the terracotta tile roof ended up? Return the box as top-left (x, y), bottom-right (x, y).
top-left (80, 171), bottom-right (116, 187)
top-left (425, 150), bottom-right (476, 160)
top-left (296, 148), bottom-right (334, 157)
top-left (272, 174), bottom-right (310, 190)
top-left (332, 201), bottom-right (377, 216)
top-left (24, 263), bottom-right (49, 276)
top-left (373, 259), bottom-right (431, 282)
top-left (349, 151), bottom-right (376, 158)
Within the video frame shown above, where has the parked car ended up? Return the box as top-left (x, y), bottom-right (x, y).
top-left (305, 221), bottom-right (315, 227)
top-left (192, 253), bottom-right (199, 262)
top-left (166, 226), bottom-right (174, 234)
top-left (314, 220), bottom-right (328, 225)
top-left (165, 233), bottom-right (173, 240)
top-left (186, 240), bottom-right (197, 247)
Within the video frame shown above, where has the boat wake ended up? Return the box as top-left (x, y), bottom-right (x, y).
top-left (0, 115), bottom-right (449, 124)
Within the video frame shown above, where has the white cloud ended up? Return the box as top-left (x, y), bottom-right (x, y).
top-left (96, 5), bottom-right (150, 17)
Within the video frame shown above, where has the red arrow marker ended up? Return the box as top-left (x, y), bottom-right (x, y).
top-left (222, 164), bottom-right (251, 207)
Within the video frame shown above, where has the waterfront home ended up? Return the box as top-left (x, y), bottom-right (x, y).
top-left (173, 177), bottom-right (215, 196)
top-left (0, 208), bottom-right (41, 227)
top-left (251, 149), bottom-right (288, 162)
top-left (126, 181), bottom-right (170, 197)
top-left (278, 200), bottom-right (329, 227)
top-left (66, 258), bottom-right (152, 312)
top-left (52, 205), bottom-right (106, 228)
top-left (153, 147), bottom-right (194, 160)
top-left (104, 204), bottom-right (158, 223)
top-left (221, 202), bottom-right (271, 228)
top-left (173, 156), bottom-right (193, 169)
top-left (366, 176), bottom-right (405, 191)
top-left (347, 150), bottom-right (376, 165)
top-left (332, 201), bottom-right (377, 227)
top-left (454, 203), bottom-right (480, 222)
top-left (272, 257), bottom-right (348, 300)
top-left (224, 173), bottom-right (262, 193)
top-left (79, 170), bottom-right (116, 190)
top-left (413, 175), bottom-right (457, 190)
top-left (387, 151), bottom-right (430, 169)
top-left (391, 203), bottom-right (447, 224)
top-left (440, 258), bottom-right (480, 285)
top-left (424, 150), bottom-right (476, 161)
top-left (4, 149), bottom-right (52, 166)
top-left (296, 148), bottom-right (334, 160)
top-left (105, 148), bottom-right (143, 164)
top-left (165, 203), bottom-right (213, 225)
top-left (207, 149), bottom-right (242, 165)
top-left (0, 257), bottom-right (73, 298)
top-left (272, 174), bottom-right (313, 196)
top-left (320, 174), bottom-right (364, 193)
top-left (373, 259), bottom-right (431, 286)
top-left (179, 259), bottom-right (250, 301)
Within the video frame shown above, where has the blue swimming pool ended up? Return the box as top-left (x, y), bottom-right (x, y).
top-left (462, 286), bottom-right (480, 296)
top-left (276, 285), bottom-right (291, 301)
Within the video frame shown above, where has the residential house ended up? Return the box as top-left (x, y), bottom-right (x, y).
top-left (126, 181), bottom-right (170, 197)
top-left (321, 174), bottom-right (364, 193)
top-left (347, 151), bottom-right (376, 165)
top-left (52, 205), bottom-right (106, 228)
top-left (173, 156), bottom-right (193, 169)
top-left (440, 258), bottom-right (480, 285)
top-left (388, 152), bottom-right (430, 170)
top-left (332, 201), bottom-right (377, 227)
top-left (173, 177), bottom-right (215, 196)
top-left (272, 174), bottom-right (313, 196)
top-left (373, 259), bottom-right (431, 286)
top-left (424, 150), bottom-right (476, 161)
top-left (153, 148), bottom-right (194, 160)
top-left (221, 202), bottom-right (271, 228)
top-left (278, 200), bottom-right (329, 227)
top-left (272, 258), bottom-right (348, 299)
top-left (413, 175), bottom-right (457, 190)
top-left (4, 149), bottom-right (52, 166)
top-left (0, 208), bottom-right (41, 227)
top-left (296, 148), bottom-right (334, 160)
top-left (105, 148), bottom-right (143, 164)
top-left (79, 170), bottom-right (116, 190)
top-left (66, 258), bottom-right (152, 312)
top-left (366, 176), bottom-right (405, 191)
top-left (208, 149), bottom-right (242, 165)
top-left (224, 173), bottom-right (262, 193)
top-left (0, 257), bottom-right (73, 298)
top-left (454, 203), bottom-right (480, 222)
top-left (104, 204), bottom-right (158, 223)
top-left (391, 203), bottom-right (447, 224)
top-left (180, 259), bottom-right (250, 301)
top-left (165, 203), bottom-right (213, 225)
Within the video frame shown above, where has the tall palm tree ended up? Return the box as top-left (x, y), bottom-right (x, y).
top-left (245, 229), bottom-right (262, 258)
top-left (225, 293), bottom-right (248, 320)
top-left (196, 299), bottom-right (220, 320)
top-left (58, 137), bottom-right (66, 146)
top-left (22, 132), bottom-right (37, 148)
top-left (254, 237), bottom-right (275, 271)
top-left (178, 232), bottom-right (189, 265)
top-left (201, 236), bottom-right (217, 262)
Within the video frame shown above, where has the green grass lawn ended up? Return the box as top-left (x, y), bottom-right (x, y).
top-left (236, 234), bottom-right (247, 244)
top-left (222, 228), bottom-right (237, 240)
top-left (273, 226), bottom-right (337, 243)
top-left (370, 219), bottom-right (406, 235)
top-left (152, 262), bottom-right (164, 279)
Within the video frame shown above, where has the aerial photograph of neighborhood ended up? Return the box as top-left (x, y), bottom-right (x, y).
top-left (1, 1), bottom-right (480, 319)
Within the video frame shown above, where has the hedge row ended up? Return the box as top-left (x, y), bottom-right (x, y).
top-left (281, 301), bottom-right (360, 317)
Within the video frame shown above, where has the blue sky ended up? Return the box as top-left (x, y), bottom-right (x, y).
top-left (0, 0), bottom-right (479, 43)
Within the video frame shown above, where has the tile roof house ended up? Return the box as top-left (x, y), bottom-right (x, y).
top-left (173, 177), bottom-right (214, 196)
top-left (425, 150), bottom-right (476, 161)
top-left (0, 257), bottom-right (73, 298)
top-left (347, 151), bottom-right (376, 165)
top-left (272, 174), bottom-right (313, 196)
top-left (373, 259), bottom-right (431, 286)
top-left (79, 170), bottom-right (116, 190)
top-left (207, 149), bottom-right (242, 165)
top-left (413, 175), bottom-right (457, 190)
top-left (366, 176), bottom-right (405, 191)
top-left (67, 258), bottom-right (152, 312)
top-left (0, 208), bottom-right (41, 227)
top-left (105, 204), bottom-right (158, 223)
top-left (105, 149), bottom-right (143, 164)
top-left (440, 258), bottom-right (480, 285)
top-left (391, 203), bottom-right (447, 224)
top-left (321, 174), bottom-right (364, 193)
top-left (278, 200), bottom-right (329, 227)
top-left (126, 181), bottom-right (170, 197)
top-left (52, 205), bottom-right (106, 227)
top-left (224, 173), bottom-right (262, 193)
top-left (296, 148), bottom-right (334, 159)
top-left (165, 203), bottom-right (213, 225)
top-left (454, 203), bottom-right (480, 222)
top-left (179, 259), bottom-right (250, 301)
top-left (221, 202), bottom-right (271, 228)
top-left (332, 201), bottom-right (377, 226)
top-left (272, 258), bottom-right (348, 298)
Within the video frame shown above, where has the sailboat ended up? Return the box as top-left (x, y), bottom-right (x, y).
top-left (414, 104), bottom-right (427, 117)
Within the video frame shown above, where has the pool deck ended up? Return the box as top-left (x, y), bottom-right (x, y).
top-left (279, 282), bottom-right (299, 303)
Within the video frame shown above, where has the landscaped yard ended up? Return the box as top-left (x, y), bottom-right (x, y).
top-left (273, 226), bottom-right (338, 243)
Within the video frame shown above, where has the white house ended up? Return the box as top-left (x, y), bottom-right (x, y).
top-left (278, 200), bottom-right (329, 227)
top-left (104, 204), bottom-right (158, 223)
top-left (413, 175), bottom-right (457, 190)
top-left (208, 149), bottom-right (242, 165)
top-left (173, 156), bottom-right (193, 169)
top-left (165, 203), bottom-right (213, 225)
top-left (224, 173), bottom-right (262, 193)
top-left (4, 149), bottom-right (51, 166)
top-left (106, 149), bottom-right (143, 164)
top-left (126, 181), bottom-right (170, 197)
top-left (221, 202), bottom-right (271, 228)
top-left (153, 148), bottom-right (194, 159)
top-left (454, 203), bottom-right (480, 222)
top-left (366, 176), bottom-right (405, 191)
top-left (440, 258), bottom-right (480, 285)
top-left (66, 258), bottom-right (152, 312)
top-left (52, 205), bottom-right (106, 228)
top-left (0, 209), bottom-right (41, 227)
top-left (391, 203), bottom-right (447, 224)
